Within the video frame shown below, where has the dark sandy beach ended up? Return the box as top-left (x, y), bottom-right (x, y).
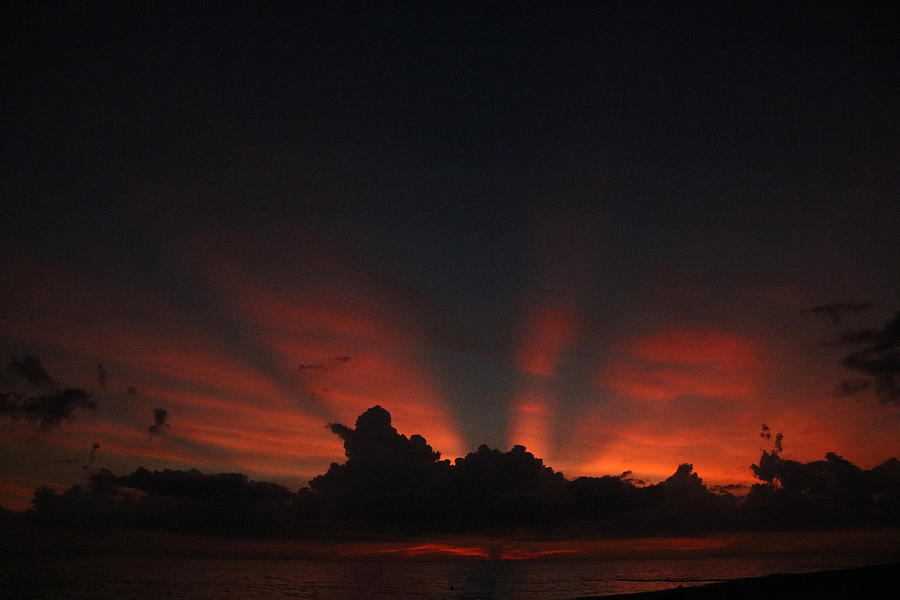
top-left (574, 563), bottom-right (900, 599)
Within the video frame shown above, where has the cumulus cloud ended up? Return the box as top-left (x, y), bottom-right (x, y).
top-left (310, 406), bottom-right (449, 526)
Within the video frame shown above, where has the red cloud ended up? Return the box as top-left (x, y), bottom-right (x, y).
top-left (603, 329), bottom-right (761, 402)
top-left (514, 304), bottom-right (578, 377)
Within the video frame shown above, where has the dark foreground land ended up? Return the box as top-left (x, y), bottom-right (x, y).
top-left (577, 563), bottom-right (900, 600)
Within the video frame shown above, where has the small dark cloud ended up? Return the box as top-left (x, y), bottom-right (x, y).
top-left (618, 470), bottom-right (646, 486)
top-left (306, 391), bottom-right (328, 405)
top-left (126, 386), bottom-right (137, 396)
top-left (1, 388), bottom-right (97, 430)
top-left (8, 355), bottom-right (54, 387)
top-left (826, 329), bottom-right (877, 346)
top-left (2, 356), bottom-right (99, 430)
top-left (61, 442), bottom-right (102, 470)
top-left (836, 378), bottom-right (871, 396)
top-left (148, 408), bottom-right (170, 436)
top-left (82, 442), bottom-right (101, 470)
top-left (298, 356), bottom-right (352, 374)
top-left (802, 301), bottom-right (873, 324)
top-left (96, 363), bottom-right (106, 388)
top-left (835, 311), bottom-right (900, 404)
top-left (759, 425), bottom-right (783, 453)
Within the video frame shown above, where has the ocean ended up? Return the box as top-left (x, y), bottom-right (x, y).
top-left (3, 553), bottom-right (899, 600)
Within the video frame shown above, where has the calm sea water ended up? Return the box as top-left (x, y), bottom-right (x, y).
top-left (2, 554), bottom-right (898, 600)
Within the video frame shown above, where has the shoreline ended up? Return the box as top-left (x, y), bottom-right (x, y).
top-left (573, 563), bottom-right (900, 599)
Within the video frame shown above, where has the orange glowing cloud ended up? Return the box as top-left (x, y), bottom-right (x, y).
top-left (508, 392), bottom-right (553, 460)
top-left (0, 259), bottom-right (345, 494)
top-left (33, 420), bottom-right (217, 468)
top-left (231, 290), bottom-right (465, 459)
top-left (514, 304), bottom-right (578, 377)
top-left (556, 351), bottom-right (769, 485)
top-left (181, 238), bottom-right (467, 460)
top-left (552, 413), bottom-right (759, 487)
top-left (503, 212), bottom-right (596, 463)
top-left (630, 329), bottom-right (757, 367)
top-left (551, 320), bottom-right (900, 488)
top-left (126, 384), bottom-right (345, 481)
top-left (0, 246), bottom-right (474, 509)
top-left (508, 304), bottom-right (579, 461)
top-left (0, 261), bottom-right (285, 402)
top-left (602, 329), bottom-right (762, 402)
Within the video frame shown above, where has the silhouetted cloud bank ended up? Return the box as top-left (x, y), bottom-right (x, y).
top-left (31, 467), bottom-right (295, 536)
top-left (11, 406), bottom-right (900, 537)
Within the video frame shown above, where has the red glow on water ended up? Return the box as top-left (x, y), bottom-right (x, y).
top-left (339, 536), bottom-right (757, 561)
top-left (356, 543), bottom-right (491, 558)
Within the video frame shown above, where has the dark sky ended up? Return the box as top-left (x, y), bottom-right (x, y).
top-left (2, 2), bottom-right (899, 508)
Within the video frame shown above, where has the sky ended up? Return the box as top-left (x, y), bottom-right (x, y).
top-left (2, 3), bottom-right (899, 510)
